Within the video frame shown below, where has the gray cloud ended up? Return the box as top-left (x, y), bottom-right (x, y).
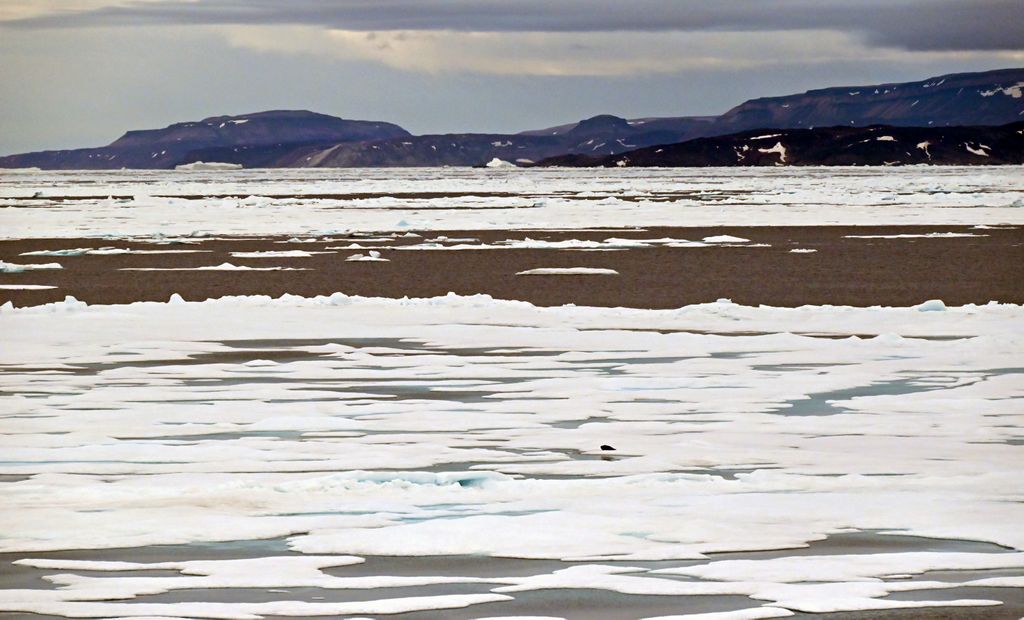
top-left (2, 9), bottom-right (1018, 156)
top-left (6, 0), bottom-right (1023, 53)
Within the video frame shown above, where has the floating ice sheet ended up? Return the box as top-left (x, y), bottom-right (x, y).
top-left (2, 167), bottom-right (1022, 239)
top-left (0, 260), bottom-right (61, 272)
top-left (0, 293), bottom-right (1021, 617)
top-left (844, 232), bottom-right (988, 239)
top-left (21, 247), bottom-right (209, 256)
top-left (230, 250), bottom-right (329, 258)
top-left (120, 262), bottom-right (309, 271)
top-left (346, 250), bottom-right (388, 262)
top-left (516, 267), bottom-right (619, 275)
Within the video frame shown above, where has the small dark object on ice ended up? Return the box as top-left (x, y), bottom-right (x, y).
top-left (600, 444), bottom-right (616, 451)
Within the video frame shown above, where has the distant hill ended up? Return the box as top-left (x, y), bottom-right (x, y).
top-left (287, 67), bottom-right (1024, 167)
top-left (536, 122), bottom-right (1024, 167)
top-left (713, 68), bottom-right (1024, 133)
top-left (289, 114), bottom-right (717, 167)
top-left (0, 111), bottom-right (410, 170)
top-left (1, 68), bottom-right (1021, 169)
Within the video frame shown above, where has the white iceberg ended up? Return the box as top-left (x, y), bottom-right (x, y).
top-left (175, 161), bottom-right (243, 171)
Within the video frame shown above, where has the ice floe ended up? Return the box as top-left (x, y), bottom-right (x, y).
top-left (120, 262), bottom-right (308, 271)
top-left (0, 260), bottom-right (62, 272)
top-left (702, 235), bottom-right (750, 243)
top-left (345, 250), bottom-right (388, 262)
top-left (3, 167), bottom-right (1023, 239)
top-left (0, 293), bottom-right (1022, 616)
top-left (515, 267), bottom-right (619, 275)
top-left (386, 237), bottom-right (718, 251)
top-left (229, 250), bottom-right (327, 258)
top-left (845, 232), bottom-right (986, 239)
top-left (20, 247), bottom-right (208, 256)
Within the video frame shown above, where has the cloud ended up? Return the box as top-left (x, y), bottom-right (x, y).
top-left (2, 17), bottom-right (1019, 155)
top-left (220, 26), bottom-right (1023, 77)
top-left (5, 0), bottom-right (1023, 53)
top-left (0, 0), bottom-right (177, 22)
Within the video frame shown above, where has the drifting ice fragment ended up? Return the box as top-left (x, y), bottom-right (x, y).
top-left (346, 251), bottom-right (389, 262)
top-left (516, 267), bottom-right (619, 275)
top-left (0, 261), bottom-right (62, 273)
top-left (703, 235), bottom-right (750, 243)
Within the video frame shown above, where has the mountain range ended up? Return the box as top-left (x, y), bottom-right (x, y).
top-left (538, 122), bottom-right (1024, 167)
top-left (2, 68), bottom-right (1021, 169)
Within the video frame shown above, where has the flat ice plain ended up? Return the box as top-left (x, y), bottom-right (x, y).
top-left (2, 166), bottom-right (1024, 238)
top-left (1, 167), bottom-right (1023, 619)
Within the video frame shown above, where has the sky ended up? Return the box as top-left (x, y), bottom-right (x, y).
top-left (1, 0), bottom-right (1022, 155)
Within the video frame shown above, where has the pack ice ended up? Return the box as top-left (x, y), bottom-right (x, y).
top-left (0, 293), bottom-right (1022, 618)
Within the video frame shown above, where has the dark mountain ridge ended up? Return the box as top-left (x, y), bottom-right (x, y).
top-left (292, 114), bottom-right (709, 168)
top-left (536, 122), bottom-right (1024, 168)
top-left (0, 110), bottom-right (410, 170)
top-left (285, 68), bottom-right (1023, 168)
top-left (715, 68), bottom-right (1024, 132)
top-left (1, 68), bottom-right (1021, 169)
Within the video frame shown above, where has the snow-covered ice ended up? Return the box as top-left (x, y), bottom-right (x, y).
top-left (0, 293), bottom-right (1021, 617)
top-left (21, 247), bottom-right (209, 256)
top-left (382, 237), bottom-right (719, 251)
top-left (1, 166), bottom-right (1023, 618)
top-left (120, 262), bottom-right (308, 271)
top-left (0, 260), bottom-right (62, 272)
top-left (757, 142), bottom-right (788, 163)
top-left (2, 167), bottom-right (1022, 239)
top-left (845, 232), bottom-right (986, 239)
top-left (345, 250), bottom-right (388, 262)
top-left (702, 235), bottom-right (750, 243)
top-left (229, 250), bottom-right (326, 258)
top-left (516, 267), bottom-right (619, 275)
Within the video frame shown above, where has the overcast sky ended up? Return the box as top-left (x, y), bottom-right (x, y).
top-left (2, 0), bottom-right (1022, 154)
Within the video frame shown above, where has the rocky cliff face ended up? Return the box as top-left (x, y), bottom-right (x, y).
top-left (536, 122), bottom-right (1024, 167)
